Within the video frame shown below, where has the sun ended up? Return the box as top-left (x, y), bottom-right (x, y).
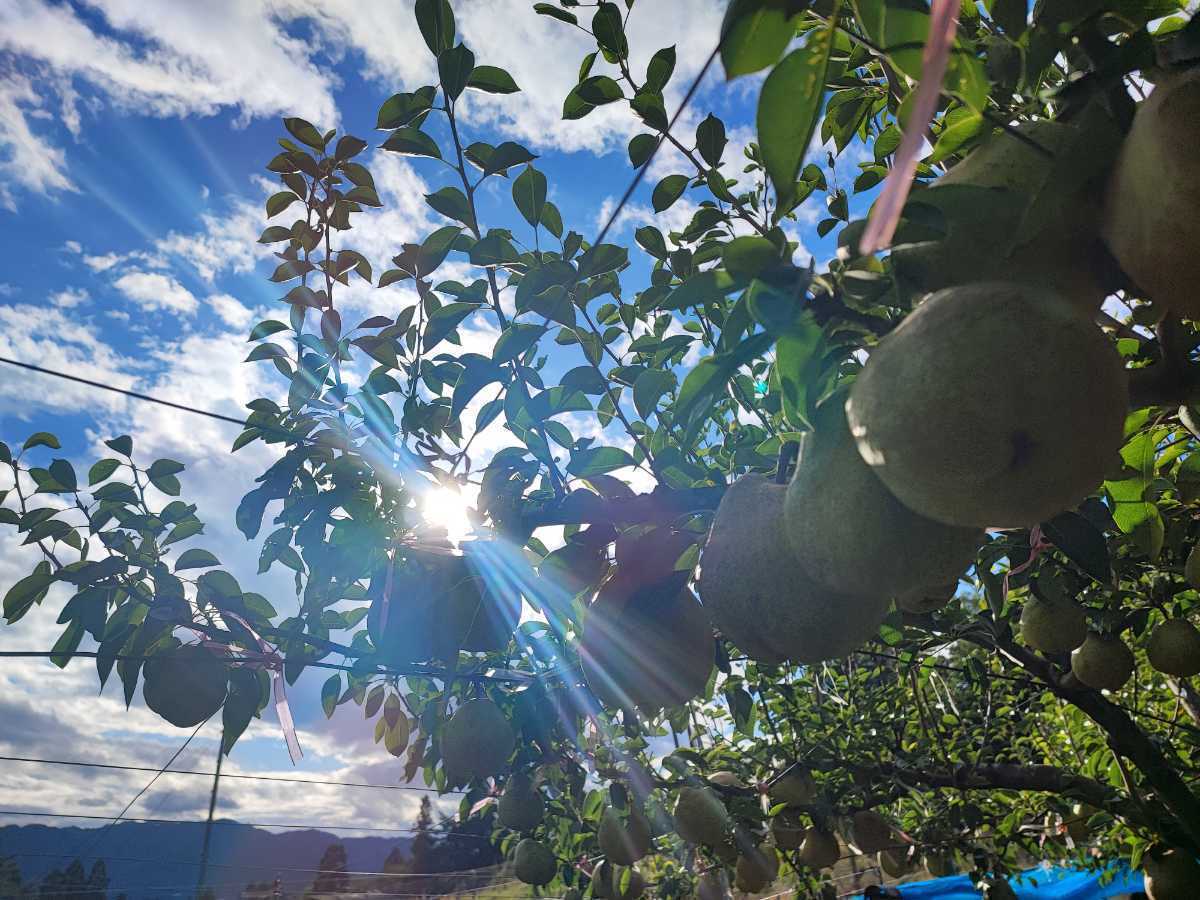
top-left (423, 485), bottom-right (475, 545)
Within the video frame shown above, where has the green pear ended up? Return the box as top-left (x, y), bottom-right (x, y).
top-left (598, 806), bottom-right (652, 866)
top-left (143, 644), bottom-right (228, 729)
top-left (851, 809), bottom-right (896, 854)
top-left (1143, 847), bottom-right (1200, 900)
top-left (1071, 632), bottom-right (1134, 691)
top-left (924, 849), bottom-right (956, 877)
top-left (1021, 596), bottom-right (1088, 655)
top-left (1103, 69), bottom-right (1200, 320)
top-left (879, 846), bottom-right (915, 878)
top-left (770, 769), bottom-right (817, 807)
top-left (1186, 545), bottom-right (1200, 590)
top-left (847, 282), bottom-right (1127, 528)
top-left (440, 698), bottom-right (514, 782)
top-left (514, 838), bottom-right (557, 886)
top-left (673, 786), bottom-right (729, 846)
top-left (580, 580), bottom-right (712, 713)
top-left (798, 827), bottom-right (840, 869)
top-left (1148, 619), bottom-right (1200, 677)
top-left (593, 862), bottom-right (645, 900)
top-left (783, 401), bottom-right (982, 597)
top-left (699, 475), bottom-right (891, 664)
top-left (498, 772), bottom-right (544, 832)
top-left (734, 844), bottom-right (779, 893)
top-left (771, 811), bottom-right (806, 850)
top-left (692, 871), bottom-right (728, 900)
top-left (892, 115), bottom-right (1121, 313)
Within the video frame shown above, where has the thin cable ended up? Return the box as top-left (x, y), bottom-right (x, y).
top-left (9, 851), bottom-right (504, 879)
top-left (592, 44), bottom-right (719, 249)
top-left (0, 809), bottom-right (493, 838)
top-left (70, 715), bottom-right (211, 864)
top-left (0, 754), bottom-right (461, 793)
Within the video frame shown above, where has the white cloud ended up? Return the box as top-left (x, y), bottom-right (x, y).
top-left (82, 251), bottom-right (121, 272)
top-left (113, 270), bottom-right (199, 315)
top-left (61, 239), bottom-right (82, 254)
top-left (0, 72), bottom-right (74, 209)
top-left (49, 286), bottom-right (89, 309)
top-left (209, 292), bottom-right (254, 328)
top-left (155, 194), bottom-right (268, 283)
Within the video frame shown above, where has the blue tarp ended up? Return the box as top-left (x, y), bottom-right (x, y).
top-left (855, 864), bottom-right (1144, 898)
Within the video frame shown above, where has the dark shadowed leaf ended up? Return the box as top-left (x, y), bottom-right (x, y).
top-left (382, 128), bottom-right (442, 159)
top-left (696, 114), bottom-right (727, 167)
top-left (567, 446), bottom-right (635, 477)
top-left (720, 0), bottom-right (803, 78)
top-left (415, 0), bottom-right (455, 54)
top-left (438, 43), bottom-right (475, 101)
top-left (283, 117), bottom-right (326, 151)
top-left (513, 166), bottom-right (548, 228)
top-left (466, 64), bottom-right (519, 94)
top-left (652, 174), bottom-right (689, 212)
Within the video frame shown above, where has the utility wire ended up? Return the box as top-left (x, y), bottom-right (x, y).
top-left (9, 851), bottom-right (504, 879)
top-left (0, 754), bottom-right (462, 793)
top-left (0, 809), bottom-right (493, 838)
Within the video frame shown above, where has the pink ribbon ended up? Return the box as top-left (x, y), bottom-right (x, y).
top-left (860, 0), bottom-right (960, 256)
top-left (219, 612), bottom-right (304, 765)
top-left (1001, 524), bottom-right (1052, 603)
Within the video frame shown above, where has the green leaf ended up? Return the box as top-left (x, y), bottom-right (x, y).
top-left (720, 0), bottom-right (802, 78)
top-left (562, 85), bottom-right (595, 120)
top-left (3, 570), bottom-right (53, 624)
top-left (675, 332), bottom-right (773, 441)
top-left (592, 2), bottom-right (628, 59)
top-left (578, 244), bottom-right (628, 279)
top-left (322, 674), bottom-right (341, 718)
top-left (533, 2), bottom-right (577, 25)
top-left (635, 226), bottom-right (668, 259)
top-left (494, 324), bottom-right (548, 365)
top-left (481, 141), bottom-right (537, 176)
top-left (466, 64), bottom-right (519, 94)
top-left (774, 316), bottom-right (825, 430)
top-left (652, 174), bottom-right (689, 212)
top-left (575, 75), bottom-right (624, 106)
top-left (424, 302), bottom-right (479, 350)
top-left (567, 446), bottom-right (635, 477)
top-left (175, 548), bottom-right (221, 571)
top-left (425, 186), bottom-right (475, 228)
top-left (696, 114), bottom-right (727, 167)
top-left (381, 128), bottom-right (442, 159)
top-left (283, 117), bottom-right (326, 151)
top-left (105, 435), bottom-right (132, 456)
top-left (628, 134), bottom-right (657, 168)
top-left (415, 0), bottom-right (455, 54)
top-left (630, 90), bottom-right (668, 130)
top-left (1105, 430), bottom-right (1166, 560)
top-left (88, 458), bottom-right (120, 485)
top-left (929, 107), bottom-right (985, 164)
top-left (334, 135), bottom-right (367, 161)
top-left (721, 236), bottom-right (780, 279)
top-left (376, 87), bottom-right (436, 129)
top-left (645, 45), bottom-right (677, 92)
top-left (541, 201), bottom-right (564, 239)
top-left (633, 369), bottom-right (675, 420)
top-left (50, 620), bottom-right (84, 669)
top-left (468, 233), bottom-right (519, 267)
top-left (438, 43), bottom-right (475, 101)
top-left (266, 191), bottom-right (299, 218)
top-left (249, 320), bottom-right (289, 341)
top-left (23, 432), bottom-right (61, 451)
top-left (513, 166), bottom-right (548, 229)
top-left (757, 25), bottom-right (835, 217)
top-left (48, 459), bottom-right (77, 492)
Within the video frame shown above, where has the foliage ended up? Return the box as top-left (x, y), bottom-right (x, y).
top-left (4, 0), bottom-right (1200, 898)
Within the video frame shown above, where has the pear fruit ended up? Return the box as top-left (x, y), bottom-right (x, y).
top-left (1102, 69), bottom-right (1200, 320)
top-left (1143, 847), bottom-right (1200, 900)
top-left (1186, 545), bottom-right (1200, 590)
top-left (846, 282), bottom-right (1127, 529)
top-left (514, 838), bottom-right (557, 886)
top-left (367, 551), bottom-right (453, 664)
top-left (706, 771), bottom-right (746, 789)
top-left (879, 846), bottom-right (914, 878)
top-left (498, 772), bottom-right (544, 832)
top-left (436, 547), bottom-right (519, 654)
top-left (1021, 596), bottom-right (1088, 655)
top-left (598, 806), bottom-right (652, 866)
top-left (580, 579), bottom-right (712, 713)
top-left (925, 850), bottom-right (956, 877)
top-left (798, 827), bottom-right (840, 869)
top-left (851, 810), bottom-right (896, 854)
top-left (770, 769), bottom-right (817, 807)
top-left (898, 582), bottom-right (958, 615)
top-left (783, 401), bottom-right (982, 598)
top-left (1148, 619), bottom-right (1200, 677)
top-left (440, 698), bottom-right (514, 782)
top-left (143, 644), bottom-right (228, 729)
top-left (693, 871), bottom-right (729, 900)
top-left (734, 844), bottom-right (779, 894)
top-left (893, 115), bottom-right (1121, 313)
top-left (593, 862), bottom-right (645, 900)
top-left (699, 475), bottom-right (890, 664)
top-left (771, 811), bottom-right (806, 850)
top-left (1071, 632), bottom-right (1134, 691)
top-left (673, 786), bottom-right (729, 846)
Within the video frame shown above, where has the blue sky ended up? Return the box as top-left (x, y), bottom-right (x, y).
top-left (0, 0), bottom-right (863, 843)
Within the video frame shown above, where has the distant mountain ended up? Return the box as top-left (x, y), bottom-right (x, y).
top-left (0, 821), bottom-right (412, 899)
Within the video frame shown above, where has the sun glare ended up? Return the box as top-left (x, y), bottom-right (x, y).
top-left (423, 486), bottom-right (475, 545)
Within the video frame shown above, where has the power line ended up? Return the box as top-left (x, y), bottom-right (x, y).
top-left (0, 809), bottom-right (493, 839)
top-left (8, 851), bottom-right (504, 880)
top-left (0, 754), bottom-right (462, 793)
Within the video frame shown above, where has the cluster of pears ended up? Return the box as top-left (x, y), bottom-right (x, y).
top-left (366, 542), bottom-right (519, 666)
top-left (580, 528), bottom-right (714, 714)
